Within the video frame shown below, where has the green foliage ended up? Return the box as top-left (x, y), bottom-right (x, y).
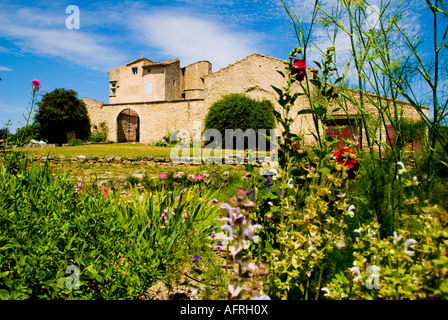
top-left (204, 93), bottom-right (276, 149)
top-left (34, 88), bottom-right (90, 144)
top-left (89, 121), bottom-right (108, 143)
top-left (89, 134), bottom-right (105, 143)
top-left (7, 123), bottom-right (41, 146)
top-left (0, 151), bottom-right (222, 300)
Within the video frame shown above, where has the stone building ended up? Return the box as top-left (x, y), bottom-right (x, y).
top-left (83, 53), bottom-right (428, 150)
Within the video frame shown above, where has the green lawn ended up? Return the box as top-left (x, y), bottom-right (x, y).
top-left (22, 143), bottom-right (270, 159)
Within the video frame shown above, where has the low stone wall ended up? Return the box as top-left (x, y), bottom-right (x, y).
top-left (29, 154), bottom-right (269, 166)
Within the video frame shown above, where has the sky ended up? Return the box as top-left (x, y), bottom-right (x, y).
top-left (0, 0), bottom-right (442, 133)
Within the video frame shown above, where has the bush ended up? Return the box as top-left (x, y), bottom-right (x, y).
top-left (204, 93), bottom-right (276, 150)
top-left (7, 123), bottom-right (41, 146)
top-left (34, 88), bottom-right (91, 144)
top-left (89, 134), bottom-right (106, 143)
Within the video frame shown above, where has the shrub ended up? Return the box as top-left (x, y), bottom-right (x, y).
top-left (7, 123), bottom-right (41, 146)
top-left (89, 134), bottom-right (106, 143)
top-left (204, 93), bottom-right (276, 150)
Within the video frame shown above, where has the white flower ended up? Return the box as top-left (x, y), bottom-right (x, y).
top-left (287, 178), bottom-right (294, 189)
top-left (308, 237), bottom-right (313, 253)
top-left (368, 228), bottom-right (376, 240)
top-left (267, 168), bottom-right (279, 180)
top-left (348, 205), bottom-right (356, 218)
top-left (350, 267), bottom-right (362, 281)
top-left (404, 239), bottom-right (418, 256)
top-left (321, 287), bottom-right (330, 297)
top-left (396, 162), bottom-right (406, 175)
top-left (190, 288), bottom-right (198, 300)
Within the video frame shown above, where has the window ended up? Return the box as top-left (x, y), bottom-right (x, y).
top-left (145, 82), bottom-right (153, 95)
top-left (132, 67), bottom-right (138, 75)
top-left (110, 82), bottom-right (117, 97)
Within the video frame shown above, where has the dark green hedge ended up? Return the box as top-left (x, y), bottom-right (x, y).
top-left (204, 93), bottom-right (276, 150)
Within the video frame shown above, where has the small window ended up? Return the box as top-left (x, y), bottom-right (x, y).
top-left (110, 82), bottom-right (117, 96)
top-left (173, 79), bottom-right (176, 86)
top-left (146, 82), bottom-right (153, 95)
top-left (147, 69), bottom-right (151, 74)
top-left (132, 67), bottom-right (138, 75)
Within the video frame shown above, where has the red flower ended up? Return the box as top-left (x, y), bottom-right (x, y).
top-left (291, 142), bottom-right (298, 150)
top-left (158, 173), bottom-right (168, 179)
top-left (334, 147), bottom-right (359, 171)
top-left (292, 59), bottom-right (307, 81)
top-left (102, 189), bottom-right (108, 196)
top-left (195, 174), bottom-right (203, 181)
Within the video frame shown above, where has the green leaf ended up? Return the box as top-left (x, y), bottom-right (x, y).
top-left (0, 271), bottom-right (9, 278)
top-left (297, 109), bottom-right (315, 116)
top-left (318, 167), bottom-right (331, 175)
top-left (0, 289), bottom-right (10, 300)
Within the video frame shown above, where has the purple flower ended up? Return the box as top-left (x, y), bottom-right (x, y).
top-left (193, 255), bottom-right (200, 262)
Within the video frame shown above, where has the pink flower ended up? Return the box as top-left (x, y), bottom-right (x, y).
top-left (158, 173), bottom-right (167, 179)
top-left (194, 174), bottom-right (203, 181)
top-left (102, 190), bottom-right (108, 196)
top-left (31, 79), bottom-right (41, 92)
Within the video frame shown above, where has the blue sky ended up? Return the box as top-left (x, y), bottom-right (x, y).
top-left (0, 0), bottom-right (441, 133)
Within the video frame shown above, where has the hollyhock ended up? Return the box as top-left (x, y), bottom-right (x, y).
top-left (292, 59), bottom-right (307, 81)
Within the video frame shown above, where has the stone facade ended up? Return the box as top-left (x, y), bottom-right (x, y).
top-left (83, 53), bottom-right (428, 149)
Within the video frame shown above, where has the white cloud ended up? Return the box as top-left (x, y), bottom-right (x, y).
top-left (0, 66), bottom-right (13, 72)
top-left (129, 9), bottom-right (262, 70)
top-left (0, 4), bottom-right (129, 72)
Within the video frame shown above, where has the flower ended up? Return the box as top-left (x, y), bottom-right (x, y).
top-left (348, 205), bottom-right (356, 218)
top-left (75, 178), bottom-right (82, 192)
top-left (194, 174), bottom-right (203, 181)
top-left (287, 178), bottom-right (294, 189)
top-left (404, 239), bottom-right (418, 256)
top-left (396, 162), bottom-right (406, 175)
top-left (292, 59), bottom-right (307, 81)
top-left (193, 255), bottom-right (200, 262)
top-left (334, 147), bottom-right (359, 171)
top-left (211, 230), bottom-right (216, 239)
top-left (102, 189), bottom-right (108, 196)
top-left (31, 79), bottom-right (41, 92)
top-left (158, 173), bottom-right (167, 179)
top-left (321, 287), bottom-right (330, 297)
top-left (350, 267), bottom-right (362, 281)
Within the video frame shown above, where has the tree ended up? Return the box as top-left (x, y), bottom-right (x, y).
top-left (34, 88), bottom-right (90, 144)
top-left (203, 93), bottom-right (276, 150)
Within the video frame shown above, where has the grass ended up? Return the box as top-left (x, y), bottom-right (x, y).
top-left (22, 143), bottom-right (173, 158)
top-left (21, 143), bottom-right (271, 159)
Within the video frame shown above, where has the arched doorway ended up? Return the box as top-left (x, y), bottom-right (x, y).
top-left (117, 108), bottom-right (140, 142)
